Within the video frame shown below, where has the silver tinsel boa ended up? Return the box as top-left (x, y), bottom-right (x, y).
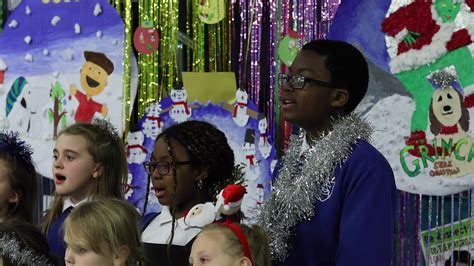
top-left (257, 114), bottom-right (373, 262)
top-left (0, 233), bottom-right (53, 265)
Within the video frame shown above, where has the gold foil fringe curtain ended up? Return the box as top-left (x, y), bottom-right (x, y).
top-left (112, 0), bottom-right (232, 118)
top-left (187, 2), bottom-right (231, 73)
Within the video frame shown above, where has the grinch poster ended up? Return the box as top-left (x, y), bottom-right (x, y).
top-left (329, 0), bottom-right (474, 196)
top-left (0, 0), bottom-right (137, 178)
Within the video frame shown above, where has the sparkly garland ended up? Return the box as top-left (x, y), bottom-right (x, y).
top-left (92, 118), bottom-right (121, 142)
top-left (257, 114), bottom-right (373, 262)
top-left (0, 233), bottom-right (53, 265)
top-left (0, 131), bottom-right (34, 173)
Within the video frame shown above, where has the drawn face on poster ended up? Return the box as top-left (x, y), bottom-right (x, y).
top-left (0, 0), bottom-right (138, 178)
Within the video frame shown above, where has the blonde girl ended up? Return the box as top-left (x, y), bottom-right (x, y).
top-left (63, 198), bottom-right (144, 266)
top-left (42, 120), bottom-right (128, 264)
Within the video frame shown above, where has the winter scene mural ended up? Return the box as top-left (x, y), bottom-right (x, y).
top-left (0, 0), bottom-right (137, 178)
top-left (126, 86), bottom-right (276, 222)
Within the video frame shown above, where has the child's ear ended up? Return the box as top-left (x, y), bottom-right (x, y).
top-left (330, 89), bottom-right (349, 109)
top-left (238, 256), bottom-right (252, 266)
top-left (113, 245), bottom-right (130, 266)
top-left (7, 190), bottom-right (21, 204)
top-left (195, 165), bottom-right (209, 181)
top-left (92, 164), bottom-right (104, 178)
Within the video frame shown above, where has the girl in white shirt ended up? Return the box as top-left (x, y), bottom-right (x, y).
top-left (141, 120), bottom-right (238, 266)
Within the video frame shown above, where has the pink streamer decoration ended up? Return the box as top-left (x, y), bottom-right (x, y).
top-left (231, 0), bottom-right (342, 146)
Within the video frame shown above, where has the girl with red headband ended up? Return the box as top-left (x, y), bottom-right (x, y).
top-left (189, 223), bottom-right (271, 266)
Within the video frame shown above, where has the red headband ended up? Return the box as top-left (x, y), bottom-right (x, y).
top-left (220, 221), bottom-right (253, 264)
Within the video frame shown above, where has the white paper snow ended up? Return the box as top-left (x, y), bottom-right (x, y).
top-left (93, 3), bottom-right (102, 16)
top-left (25, 53), bottom-right (33, 62)
top-left (24, 36), bottom-right (32, 44)
top-left (51, 16), bottom-right (61, 26)
top-left (8, 20), bottom-right (18, 29)
top-left (74, 23), bottom-right (81, 34)
top-left (63, 49), bottom-right (74, 61)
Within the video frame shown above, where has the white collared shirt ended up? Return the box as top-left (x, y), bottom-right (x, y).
top-left (141, 206), bottom-right (202, 246)
top-left (62, 197), bottom-right (90, 212)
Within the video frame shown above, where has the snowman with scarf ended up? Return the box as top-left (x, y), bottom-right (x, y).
top-left (169, 86), bottom-right (192, 123)
top-left (142, 102), bottom-right (164, 139)
top-left (126, 125), bottom-right (148, 164)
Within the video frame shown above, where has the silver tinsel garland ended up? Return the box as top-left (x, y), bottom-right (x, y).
top-left (0, 233), bottom-right (53, 265)
top-left (257, 114), bottom-right (373, 262)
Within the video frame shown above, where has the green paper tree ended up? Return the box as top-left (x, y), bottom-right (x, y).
top-left (48, 81), bottom-right (67, 139)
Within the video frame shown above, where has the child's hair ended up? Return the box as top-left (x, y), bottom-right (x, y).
top-left (0, 131), bottom-right (37, 223)
top-left (144, 120), bottom-right (238, 212)
top-left (63, 198), bottom-right (144, 266)
top-left (199, 223), bottom-right (271, 266)
top-left (163, 120), bottom-right (236, 198)
top-left (144, 120), bottom-right (238, 263)
top-left (0, 218), bottom-right (59, 265)
top-left (301, 39), bottom-right (369, 114)
top-left (41, 120), bottom-right (127, 232)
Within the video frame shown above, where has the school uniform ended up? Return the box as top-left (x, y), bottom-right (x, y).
top-left (141, 206), bottom-right (201, 266)
top-left (45, 197), bottom-right (89, 266)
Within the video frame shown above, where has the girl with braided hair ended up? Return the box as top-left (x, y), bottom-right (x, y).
top-left (141, 120), bottom-right (238, 266)
top-left (42, 119), bottom-right (128, 265)
top-left (0, 131), bottom-right (38, 223)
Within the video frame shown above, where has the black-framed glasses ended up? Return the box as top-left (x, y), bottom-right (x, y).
top-left (278, 73), bottom-right (337, 89)
top-left (143, 161), bottom-right (194, 175)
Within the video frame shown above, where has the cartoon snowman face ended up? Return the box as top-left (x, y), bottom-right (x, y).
top-left (242, 142), bottom-right (256, 157)
top-left (258, 117), bottom-right (268, 134)
top-left (236, 89), bottom-right (248, 104)
top-left (148, 103), bottom-right (163, 116)
top-left (128, 131), bottom-right (144, 145)
top-left (171, 88), bottom-right (188, 102)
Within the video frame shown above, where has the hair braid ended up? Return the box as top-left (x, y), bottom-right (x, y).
top-left (157, 120), bottom-right (237, 200)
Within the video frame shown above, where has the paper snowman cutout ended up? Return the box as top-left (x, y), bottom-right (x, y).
top-left (232, 89), bottom-right (250, 127)
top-left (142, 102), bottom-right (164, 139)
top-left (126, 127), bottom-right (148, 164)
top-left (241, 129), bottom-right (260, 181)
top-left (257, 115), bottom-right (272, 159)
top-left (169, 86), bottom-right (191, 123)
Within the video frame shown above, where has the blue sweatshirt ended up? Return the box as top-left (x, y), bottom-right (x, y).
top-left (46, 207), bottom-right (73, 266)
top-left (275, 140), bottom-right (396, 266)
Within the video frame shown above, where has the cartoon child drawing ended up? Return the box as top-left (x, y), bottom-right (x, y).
top-left (70, 51), bottom-right (114, 123)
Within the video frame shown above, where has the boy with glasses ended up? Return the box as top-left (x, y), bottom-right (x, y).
top-left (259, 39), bottom-right (396, 265)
